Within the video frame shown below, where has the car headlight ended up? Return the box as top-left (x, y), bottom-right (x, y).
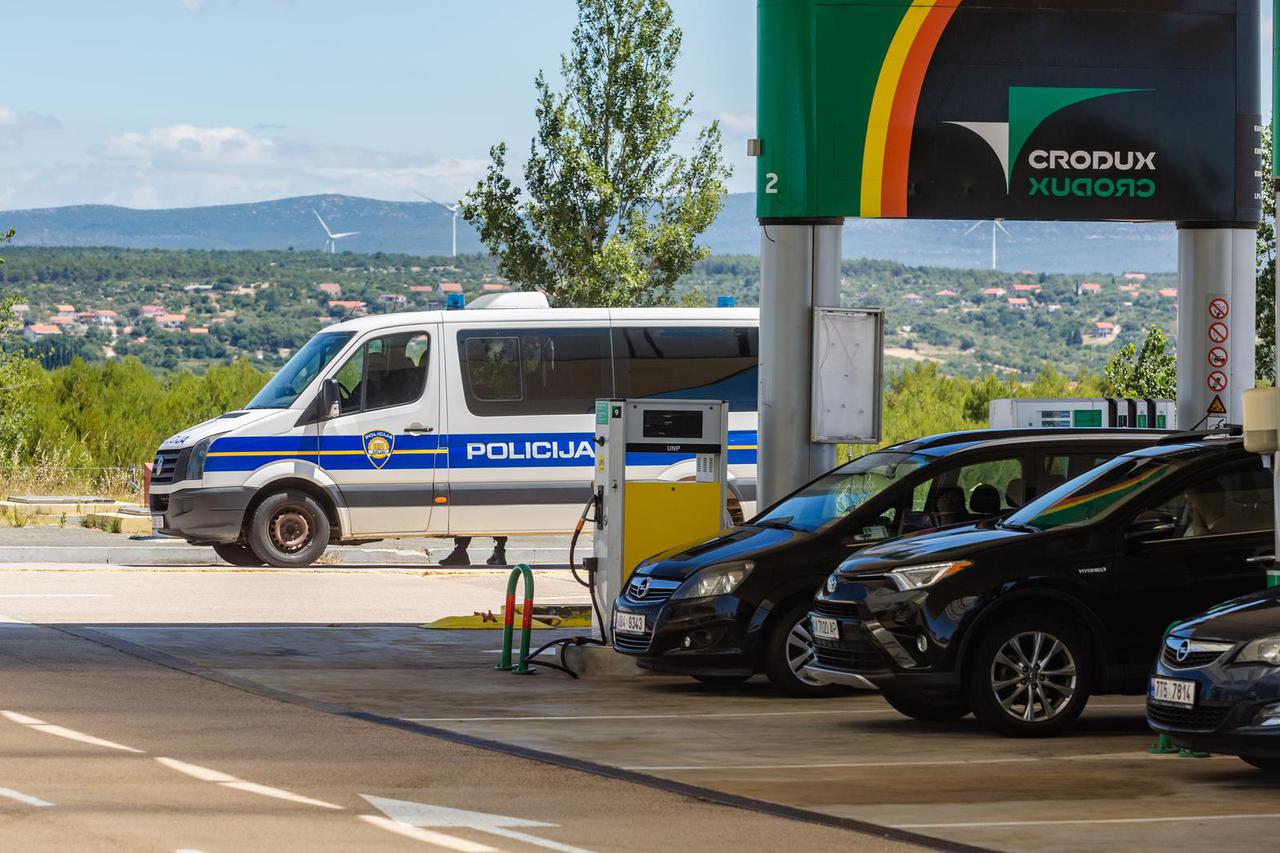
top-left (185, 434), bottom-right (225, 481)
top-left (887, 560), bottom-right (971, 591)
top-left (672, 561), bottom-right (755, 599)
top-left (1237, 636), bottom-right (1280, 666)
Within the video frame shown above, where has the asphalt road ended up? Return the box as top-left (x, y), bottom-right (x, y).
top-left (0, 575), bottom-right (918, 852)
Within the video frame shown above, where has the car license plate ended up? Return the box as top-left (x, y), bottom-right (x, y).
top-left (811, 616), bottom-right (840, 641)
top-left (1150, 676), bottom-right (1196, 708)
top-left (613, 611), bottom-right (646, 635)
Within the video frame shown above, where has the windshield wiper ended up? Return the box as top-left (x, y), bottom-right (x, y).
top-left (755, 519), bottom-right (804, 532)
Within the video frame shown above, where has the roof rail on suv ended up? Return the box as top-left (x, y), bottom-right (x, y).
top-left (898, 427), bottom-right (1170, 451)
top-left (1155, 425), bottom-right (1243, 445)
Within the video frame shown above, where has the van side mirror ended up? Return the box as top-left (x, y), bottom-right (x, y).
top-left (320, 378), bottom-right (340, 419)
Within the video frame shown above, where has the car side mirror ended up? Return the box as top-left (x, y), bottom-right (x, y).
top-left (320, 378), bottom-right (340, 419)
top-left (1125, 517), bottom-right (1176, 544)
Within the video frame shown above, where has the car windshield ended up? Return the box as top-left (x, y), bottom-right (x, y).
top-left (244, 332), bottom-right (355, 409)
top-left (1003, 454), bottom-right (1178, 532)
top-left (754, 450), bottom-right (929, 533)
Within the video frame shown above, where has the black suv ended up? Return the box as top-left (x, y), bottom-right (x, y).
top-left (809, 433), bottom-right (1274, 735)
top-left (611, 428), bottom-right (1163, 696)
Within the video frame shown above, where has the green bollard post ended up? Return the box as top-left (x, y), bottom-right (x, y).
top-left (1149, 619), bottom-right (1182, 755)
top-left (495, 564), bottom-right (536, 674)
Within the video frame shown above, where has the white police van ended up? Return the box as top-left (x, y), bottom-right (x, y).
top-left (149, 296), bottom-right (759, 567)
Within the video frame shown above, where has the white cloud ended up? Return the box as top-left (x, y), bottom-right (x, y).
top-left (0, 106), bottom-right (61, 149)
top-left (718, 111), bottom-right (755, 134)
top-left (181, 0), bottom-right (211, 12)
top-left (0, 123), bottom-right (487, 209)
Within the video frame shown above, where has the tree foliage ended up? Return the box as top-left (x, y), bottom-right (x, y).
top-left (0, 228), bottom-right (35, 451)
top-left (462, 0), bottom-right (731, 307)
top-left (1258, 122), bottom-right (1275, 381)
top-left (1102, 325), bottom-right (1176, 399)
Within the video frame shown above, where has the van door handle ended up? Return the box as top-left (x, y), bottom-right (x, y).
top-left (1246, 554), bottom-right (1275, 564)
top-left (405, 424), bottom-right (435, 434)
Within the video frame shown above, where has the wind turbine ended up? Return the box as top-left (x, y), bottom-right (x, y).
top-left (415, 191), bottom-right (461, 257)
top-left (313, 209), bottom-right (360, 254)
top-left (963, 219), bottom-right (1012, 270)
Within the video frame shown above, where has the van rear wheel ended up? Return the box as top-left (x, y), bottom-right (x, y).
top-left (248, 490), bottom-right (330, 568)
top-left (212, 542), bottom-right (264, 567)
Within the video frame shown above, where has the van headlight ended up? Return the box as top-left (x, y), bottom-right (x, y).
top-left (672, 561), bottom-right (755, 599)
top-left (185, 434), bottom-right (225, 481)
top-left (1237, 636), bottom-right (1280, 666)
top-left (887, 561), bottom-right (971, 591)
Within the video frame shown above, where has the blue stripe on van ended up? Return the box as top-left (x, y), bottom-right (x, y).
top-left (203, 430), bottom-right (757, 472)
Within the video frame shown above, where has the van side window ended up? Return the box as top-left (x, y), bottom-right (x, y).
top-left (458, 328), bottom-right (611, 416)
top-left (332, 331), bottom-right (431, 415)
top-left (612, 326), bottom-right (758, 412)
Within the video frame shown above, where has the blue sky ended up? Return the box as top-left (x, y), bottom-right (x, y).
top-left (0, 0), bottom-right (755, 209)
top-left (0, 1), bottom-right (1269, 211)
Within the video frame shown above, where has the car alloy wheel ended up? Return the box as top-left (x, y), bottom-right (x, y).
top-left (989, 630), bottom-right (1078, 723)
top-left (786, 619), bottom-right (824, 686)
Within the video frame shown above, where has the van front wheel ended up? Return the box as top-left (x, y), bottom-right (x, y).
top-left (248, 490), bottom-right (330, 568)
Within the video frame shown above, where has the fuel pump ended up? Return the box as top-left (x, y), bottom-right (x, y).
top-left (591, 399), bottom-right (729, 643)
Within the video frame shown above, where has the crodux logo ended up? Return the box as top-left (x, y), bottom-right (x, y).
top-left (947, 86), bottom-right (1153, 197)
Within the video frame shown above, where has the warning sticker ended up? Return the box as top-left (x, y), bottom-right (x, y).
top-left (1207, 395), bottom-right (1227, 415)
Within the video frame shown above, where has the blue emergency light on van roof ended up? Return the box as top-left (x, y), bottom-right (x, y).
top-left (446, 293), bottom-right (465, 310)
top-left (717, 295), bottom-right (735, 308)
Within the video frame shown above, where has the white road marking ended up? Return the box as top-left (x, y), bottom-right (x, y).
top-left (624, 750), bottom-right (1235, 772)
top-left (360, 815), bottom-right (498, 852)
top-left (363, 794), bottom-right (595, 853)
top-left (406, 708), bottom-right (886, 723)
top-left (1, 710), bottom-right (144, 753)
top-left (896, 813), bottom-right (1280, 830)
top-left (156, 757), bottom-right (343, 810)
top-left (0, 786), bottom-right (54, 807)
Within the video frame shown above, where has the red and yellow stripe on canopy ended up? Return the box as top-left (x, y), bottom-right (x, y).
top-left (860, 1), bottom-right (959, 218)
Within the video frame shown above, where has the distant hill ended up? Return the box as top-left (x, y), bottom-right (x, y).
top-left (2, 192), bottom-right (1177, 273)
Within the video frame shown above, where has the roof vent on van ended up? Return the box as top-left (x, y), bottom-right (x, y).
top-left (466, 291), bottom-right (550, 309)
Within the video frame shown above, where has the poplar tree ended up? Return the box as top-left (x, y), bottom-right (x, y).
top-left (462, 0), bottom-right (731, 307)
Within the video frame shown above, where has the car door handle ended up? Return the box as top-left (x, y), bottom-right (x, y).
top-left (1246, 554), bottom-right (1275, 564)
top-left (405, 424), bottom-right (435, 434)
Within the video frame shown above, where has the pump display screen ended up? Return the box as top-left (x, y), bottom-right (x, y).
top-left (642, 409), bottom-right (702, 439)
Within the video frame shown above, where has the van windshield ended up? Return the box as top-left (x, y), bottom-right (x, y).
top-left (1002, 454), bottom-right (1177, 532)
top-left (244, 332), bottom-right (355, 409)
top-left (753, 451), bottom-right (929, 534)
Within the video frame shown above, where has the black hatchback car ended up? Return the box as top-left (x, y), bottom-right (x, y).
top-left (810, 433), bottom-right (1274, 735)
top-left (1148, 587), bottom-right (1280, 771)
top-left (611, 428), bottom-right (1163, 697)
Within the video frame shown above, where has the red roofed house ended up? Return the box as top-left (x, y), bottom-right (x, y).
top-left (1080, 282), bottom-right (1101, 294)
top-left (94, 309), bottom-right (118, 326)
top-left (482, 283), bottom-right (511, 293)
top-left (1094, 321), bottom-right (1116, 338)
top-left (1012, 283), bottom-right (1041, 293)
top-left (935, 289), bottom-right (957, 297)
top-left (49, 314), bottom-right (74, 326)
top-left (381, 293), bottom-right (408, 306)
top-left (142, 305), bottom-right (166, 317)
top-left (1158, 288), bottom-right (1177, 298)
top-left (1007, 297), bottom-right (1029, 309)
top-left (157, 313), bottom-right (187, 328)
top-left (981, 287), bottom-right (1006, 297)
top-left (438, 282), bottom-right (463, 294)
top-left (23, 324), bottom-right (61, 342)
top-left (317, 282), bottom-right (342, 296)
top-left (902, 292), bottom-right (923, 304)
top-left (55, 304), bottom-right (74, 314)
top-left (1123, 272), bottom-right (1148, 281)
top-left (328, 300), bottom-right (368, 316)
top-left (189, 327), bottom-right (210, 335)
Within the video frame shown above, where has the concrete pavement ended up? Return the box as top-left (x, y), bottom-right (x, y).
top-left (0, 621), bottom-right (916, 852)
